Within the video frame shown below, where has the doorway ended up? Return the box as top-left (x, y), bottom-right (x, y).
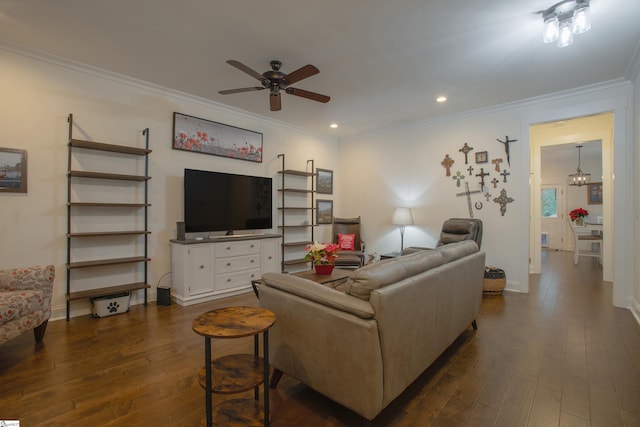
top-left (530, 113), bottom-right (613, 282)
top-left (541, 184), bottom-right (565, 250)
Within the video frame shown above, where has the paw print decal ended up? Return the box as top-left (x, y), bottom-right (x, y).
top-left (107, 301), bottom-right (120, 313)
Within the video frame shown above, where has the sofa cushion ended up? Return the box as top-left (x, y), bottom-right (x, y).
top-left (345, 249), bottom-right (445, 301)
top-left (261, 273), bottom-right (375, 319)
top-left (0, 290), bottom-right (43, 327)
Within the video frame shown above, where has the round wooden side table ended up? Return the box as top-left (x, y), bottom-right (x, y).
top-left (192, 306), bottom-right (276, 427)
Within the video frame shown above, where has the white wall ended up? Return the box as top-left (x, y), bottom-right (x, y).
top-left (633, 54), bottom-right (640, 323)
top-left (338, 83), bottom-right (634, 299)
top-left (0, 48), bottom-right (339, 319)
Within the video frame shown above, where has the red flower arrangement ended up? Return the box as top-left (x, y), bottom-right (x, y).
top-left (304, 242), bottom-right (339, 265)
top-left (569, 208), bottom-right (589, 221)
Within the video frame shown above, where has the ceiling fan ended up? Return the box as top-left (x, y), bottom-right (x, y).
top-left (219, 60), bottom-right (330, 111)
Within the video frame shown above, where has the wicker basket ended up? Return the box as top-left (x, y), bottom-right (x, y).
top-left (483, 266), bottom-right (506, 294)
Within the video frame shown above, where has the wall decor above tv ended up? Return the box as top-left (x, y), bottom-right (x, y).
top-left (172, 112), bottom-right (263, 163)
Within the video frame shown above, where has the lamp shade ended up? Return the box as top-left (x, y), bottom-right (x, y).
top-left (391, 207), bottom-right (414, 226)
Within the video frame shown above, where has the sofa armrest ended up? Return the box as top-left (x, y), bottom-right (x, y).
top-left (261, 273), bottom-right (374, 319)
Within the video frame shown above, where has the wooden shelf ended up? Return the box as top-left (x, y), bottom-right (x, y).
top-left (282, 241), bottom-right (312, 247)
top-left (67, 256), bottom-right (150, 269)
top-left (283, 258), bottom-right (311, 266)
top-left (67, 230), bottom-right (150, 237)
top-left (198, 354), bottom-right (265, 394)
top-left (68, 202), bottom-right (151, 207)
top-left (278, 188), bottom-right (313, 194)
top-left (67, 282), bottom-right (150, 301)
top-left (69, 170), bottom-right (150, 181)
top-left (70, 139), bottom-right (152, 156)
top-left (278, 169), bottom-right (315, 177)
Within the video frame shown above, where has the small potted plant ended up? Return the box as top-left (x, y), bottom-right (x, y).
top-left (305, 242), bottom-right (339, 275)
top-left (569, 208), bottom-right (589, 225)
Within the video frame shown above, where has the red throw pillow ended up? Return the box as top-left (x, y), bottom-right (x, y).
top-left (338, 233), bottom-right (356, 251)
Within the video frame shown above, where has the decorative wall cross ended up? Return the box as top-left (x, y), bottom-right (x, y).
top-left (500, 169), bottom-right (510, 183)
top-left (458, 143), bottom-right (474, 165)
top-left (452, 171), bottom-right (465, 187)
top-left (496, 135), bottom-right (517, 166)
top-left (491, 157), bottom-right (503, 172)
top-left (456, 182), bottom-right (482, 218)
top-left (491, 177), bottom-right (499, 188)
top-left (484, 192), bottom-right (492, 202)
top-left (475, 168), bottom-right (490, 190)
top-left (493, 188), bottom-right (514, 216)
top-left (441, 154), bottom-right (455, 177)
top-left (467, 165), bottom-right (474, 176)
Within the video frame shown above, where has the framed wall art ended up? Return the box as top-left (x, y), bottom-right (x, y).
top-left (0, 147), bottom-right (27, 193)
top-left (316, 199), bottom-right (333, 224)
top-left (172, 112), bottom-right (263, 163)
top-left (475, 151), bottom-right (488, 164)
top-left (587, 182), bottom-right (602, 205)
top-left (316, 168), bottom-right (333, 194)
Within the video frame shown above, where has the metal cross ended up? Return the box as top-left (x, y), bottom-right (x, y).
top-left (500, 169), bottom-right (510, 183)
top-left (459, 142), bottom-right (474, 165)
top-left (456, 182), bottom-right (482, 218)
top-left (475, 167), bottom-right (490, 190)
top-left (497, 135), bottom-right (517, 166)
top-left (493, 188), bottom-right (515, 216)
top-left (452, 171), bottom-right (465, 187)
top-left (491, 157), bottom-right (503, 172)
top-left (467, 165), bottom-right (474, 176)
top-left (491, 178), bottom-right (499, 188)
top-left (441, 154), bottom-right (455, 177)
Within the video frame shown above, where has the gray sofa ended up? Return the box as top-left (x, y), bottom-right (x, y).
top-left (259, 240), bottom-right (485, 423)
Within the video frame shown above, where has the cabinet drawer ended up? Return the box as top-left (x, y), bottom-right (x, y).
top-left (216, 254), bottom-right (260, 274)
top-left (215, 240), bottom-right (261, 258)
top-left (215, 268), bottom-right (261, 292)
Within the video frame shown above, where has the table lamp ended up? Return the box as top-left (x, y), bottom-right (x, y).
top-left (391, 207), bottom-right (414, 252)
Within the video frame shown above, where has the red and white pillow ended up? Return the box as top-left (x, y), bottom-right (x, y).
top-left (338, 233), bottom-right (356, 251)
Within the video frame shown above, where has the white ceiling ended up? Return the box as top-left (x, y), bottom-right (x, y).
top-left (0, 0), bottom-right (638, 137)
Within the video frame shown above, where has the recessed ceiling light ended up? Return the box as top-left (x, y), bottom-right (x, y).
top-left (330, 123), bottom-right (338, 128)
top-left (436, 96), bottom-right (447, 103)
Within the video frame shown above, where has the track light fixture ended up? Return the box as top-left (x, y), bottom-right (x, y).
top-left (542, 0), bottom-right (591, 48)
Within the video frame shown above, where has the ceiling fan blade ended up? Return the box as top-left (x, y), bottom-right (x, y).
top-left (218, 87), bottom-right (265, 95)
top-left (283, 64), bottom-right (319, 85)
top-left (270, 92), bottom-right (282, 111)
top-left (285, 87), bottom-right (330, 103)
top-left (226, 60), bottom-right (265, 81)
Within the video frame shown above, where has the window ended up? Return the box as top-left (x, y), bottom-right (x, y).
top-left (541, 188), bottom-right (558, 218)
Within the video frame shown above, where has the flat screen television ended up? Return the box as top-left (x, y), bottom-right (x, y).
top-left (184, 168), bottom-right (272, 234)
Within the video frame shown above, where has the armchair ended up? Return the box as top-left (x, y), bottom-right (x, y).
top-left (437, 218), bottom-right (483, 249)
top-left (0, 265), bottom-right (55, 345)
top-left (332, 216), bottom-right (365, 268)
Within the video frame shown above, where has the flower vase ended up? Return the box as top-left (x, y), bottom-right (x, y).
top-left (576, 217), bottom-right (584, 226)
top-left (314, 264), bottom-right (335, 275)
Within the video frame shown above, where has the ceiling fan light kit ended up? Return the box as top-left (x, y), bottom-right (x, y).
top-left (219, 60), bottom-right (330, 111)
top-left (542, 0), bottom-right (591, 48)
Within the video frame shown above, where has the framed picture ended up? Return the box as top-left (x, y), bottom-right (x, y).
top-left (475, 151), bottom-right (488, 164)
top-left (316, 168), bottom-right (333, 194)
top-left (587, 182), bottom-right (602, 205)
top-left (0, 147), bottom-right (27, 193)
top-left (172, 112), bottom-right (263, 163)
top-left (316, 199), bottom-right (333, 224)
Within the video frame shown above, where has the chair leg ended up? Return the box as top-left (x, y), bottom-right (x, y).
top-left (33, 320), bottom-right (48, 342)
top-left (471, 320), bottom-right (478, 330)
top-left (573, 248), bottom-right (579, 264)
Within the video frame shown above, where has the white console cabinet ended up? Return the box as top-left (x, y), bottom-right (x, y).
top-left (170, 234), bottom-right (281, 306)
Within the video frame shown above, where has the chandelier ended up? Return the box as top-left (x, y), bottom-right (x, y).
top-left (542, 0), bottom-right (592, 48)
top-left (568, 145), bottom-right (591, 186)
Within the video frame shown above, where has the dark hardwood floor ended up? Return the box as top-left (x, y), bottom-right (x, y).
top-left (1, 250), bottom-right (639, 426)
